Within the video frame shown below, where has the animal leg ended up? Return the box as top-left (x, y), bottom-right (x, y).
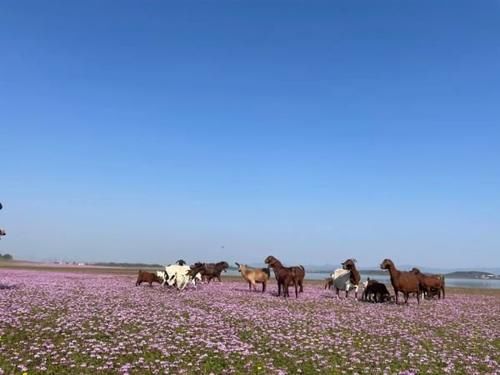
top-left (295, 281), bottom-right (298, 298)
top-left (248, 281), bottom-right (252, 291)
top-left (262, 282), bottom-right (266, 293)
top-left (282, 282), bottom-right (288, 298)
top-left (277, 282), bottom-right (281, 297)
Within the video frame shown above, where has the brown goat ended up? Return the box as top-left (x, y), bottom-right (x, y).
top-left (410, 268), bottom-right (445, 299)
top-left (265, 255), bottom-right (305, 293)
top-left (380, 259), bottom-right (421, 305)
top-left (192, 261), bottom-right (229, 283)
top-left (235, 263), bottom-right (270, 292)
top-left (264, 256), bottom-right (304, 298)
top-left (136, 270), bottom-right (163, 287)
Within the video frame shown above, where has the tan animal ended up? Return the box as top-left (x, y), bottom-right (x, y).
top-left (235, 262), bottom-right (270, 292)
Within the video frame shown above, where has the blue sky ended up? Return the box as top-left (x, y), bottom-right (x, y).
top-left (1, 1), bottom-right (499, 268)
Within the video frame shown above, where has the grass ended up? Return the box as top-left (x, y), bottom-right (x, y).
top-left (0, 266), bottom-right (499, 374)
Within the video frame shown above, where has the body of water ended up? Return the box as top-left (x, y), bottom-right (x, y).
top-left (225, 270), bottom-right (500, 289)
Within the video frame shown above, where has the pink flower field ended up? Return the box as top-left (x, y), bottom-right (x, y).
top-left (0, 270), bottom-right (499, 374)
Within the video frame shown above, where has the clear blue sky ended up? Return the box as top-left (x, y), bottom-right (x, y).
top-left (1, 1), bottom-right (499, 268)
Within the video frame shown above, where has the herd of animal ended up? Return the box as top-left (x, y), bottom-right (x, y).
top-left (136, 256), bottom-right (446, 305)
top-left (136, 260), bottom-right (229, 289)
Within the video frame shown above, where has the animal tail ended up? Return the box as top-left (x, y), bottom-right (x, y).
top-left (262, 267), bottom-right (270, 278)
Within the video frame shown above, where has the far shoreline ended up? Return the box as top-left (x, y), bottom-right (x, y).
top-left (1, 260), bottom-right (499, 296)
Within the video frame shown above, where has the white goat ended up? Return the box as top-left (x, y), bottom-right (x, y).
top-left (330, 268), bottom-right (359, 298)
top-left (163, 264), bottom-right (202, 290)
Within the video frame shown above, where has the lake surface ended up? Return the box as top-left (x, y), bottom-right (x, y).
top-left (225, 270), bottom-right (500, 289)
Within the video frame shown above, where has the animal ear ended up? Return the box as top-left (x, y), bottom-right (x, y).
top-left (235, 262), bottom-right (239, 266)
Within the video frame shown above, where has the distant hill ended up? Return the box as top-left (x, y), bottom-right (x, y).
top-left (445, 271), bottom-right (499, 280)
top-left (300, 264), bottom-right (500, 275)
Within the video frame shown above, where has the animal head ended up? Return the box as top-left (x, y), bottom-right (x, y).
top-left (264, 256), bottom-right (277, 266)
top-left (380, 259), bottom-right (394, 270)
top-left (410, 267), bottom-right (422, 274)
top-left (176, 259), bottom-right (186, 266)
top-left (235, 262), bottom-right (244, 272)
top-left (0, 228), bottom-right (6, 237)
top-left (217, 261), bottom-right (229, 271)
top-left (342, 258), bottom-right (357, 270)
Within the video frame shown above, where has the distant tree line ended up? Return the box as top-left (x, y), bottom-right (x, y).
top-left (0, 253), bottom-right (13, 261)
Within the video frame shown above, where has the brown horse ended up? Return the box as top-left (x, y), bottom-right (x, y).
top-left (380, 259), bottom-right (421, 305)
top-left (264, 256), bottom-right (305, 298)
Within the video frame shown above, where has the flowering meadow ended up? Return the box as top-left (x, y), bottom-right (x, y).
top-left (0, 270), bottom-right (499, 374)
